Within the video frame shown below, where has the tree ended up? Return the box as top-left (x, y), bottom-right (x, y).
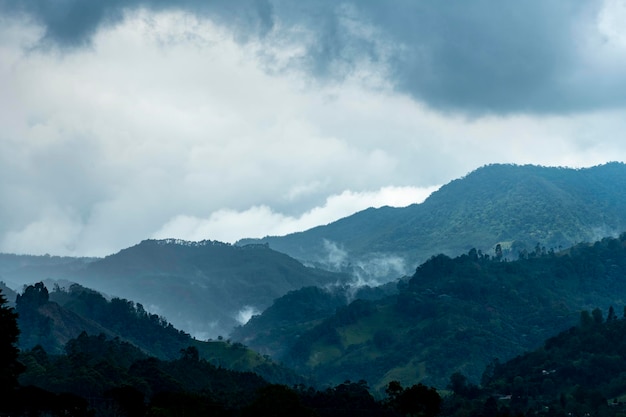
top-left (495, 243), bottom-right (503, 261)
top-left (448, 372), bottom-right (468, 396)
top-left (386, 381), bottom-right (441, 417)
top-left (105, 385), bottom-right (146, 417)
top-left (16, 282), bottom-right (49, 309)
top-left (385, 380), bottom-right (404, 406)
top-left (580, 310), bottom-right (593, 328)
top-left (398, 384), bottom-right (441, 417)
top-left (0, 289), bottom-right (24, 393)
top-left (180, 346), bottom-right (199, 362)
top-left (241, 384), bottom-right (315, 417)
top-left (592, 307), bottom-right (603, 325)
top-left (15, 282), bottom-right (54, 351)
top-left (607, 306), bottom-right (617, 322)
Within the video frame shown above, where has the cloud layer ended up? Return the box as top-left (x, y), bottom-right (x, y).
top-left (3, 0), bottom-right (626, 113)
top-left (1, 2), bottom-right (626, 256)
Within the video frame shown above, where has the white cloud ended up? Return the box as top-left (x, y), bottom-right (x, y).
top-left (598, 0), bottom-right (626, 49)
top-left (1, 9), bottom-right (626, 257)
top-left (153, 185), bottom-right (439, 243)
top-left (235, 305), bottom-right (261, 325)
top-left (0, 205), bottom-right (83, 255)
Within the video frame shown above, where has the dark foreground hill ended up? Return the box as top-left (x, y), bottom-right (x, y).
top-left (9, 286), bottom-right (626, 416)
top-left (12, 281), bottom-right (306, 386)
top-left (1, 286), bottom-right (427, 417)
top-left (239, 163), bottom-right (626, 277)
top-left (474, 308), bottom-right (626, 416)
top-left (234, 233), bottom-right (626, 392)
top-left (2, 239), bottom-right (348, 338)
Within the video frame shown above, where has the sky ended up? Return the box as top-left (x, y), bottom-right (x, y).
top-left (1, 0), bottom-right (626, 257)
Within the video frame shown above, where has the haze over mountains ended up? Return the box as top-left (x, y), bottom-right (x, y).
top-left (3, 163), bottom-right (626, 341)
top-left (0, 163), bottom-right (626, 338)
top-left (1, 240), bottom-right (348, 339)
top-left (4, 0), bottom-right (626, 412)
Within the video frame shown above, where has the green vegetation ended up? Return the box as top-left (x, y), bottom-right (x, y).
top-left (13, 282), bottom-right (304, 386)
top-left (241, 162), bottom-right (626, 274)
top-left (230, 285), bottom-right (392, 359)
top-left (443, 307), bottom-right (626, 416)
top-left (1, 298), bottom-right (441, 416)
top-left (238, 232), bottom-right (626, 392)
top-left (0, 288), bottom-right (23, 391)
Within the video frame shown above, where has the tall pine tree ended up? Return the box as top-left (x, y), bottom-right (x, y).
top-left (0, 288), bottom-right (24, 391)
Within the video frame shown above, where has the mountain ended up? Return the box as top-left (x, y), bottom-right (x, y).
top-left (231, 282), bottom-right (400, 360)
top-left (238, 163), bottom-right (626, 278)
top-left (2, 239), bottom-right (349, 338)
top-left (233, 233), bottom-right (626, 392)
top-left (12, 281), bottom-right (305, 386)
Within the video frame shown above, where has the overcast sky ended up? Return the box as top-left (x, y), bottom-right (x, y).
top-left (1, 0), bottom-right (626, 257)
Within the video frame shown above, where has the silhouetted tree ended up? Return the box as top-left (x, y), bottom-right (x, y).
top-left (180, 345), bottom-right (199, 362)
top-left (15, 282), bottom-right (55, 351)
top-left (386, 381), bottom-right (441, 417)
top-left (16, 281), bottom-right (49, 308)
top-left (105, 385), bottom-right (146, 417)
top-left (398, 383), bottom-right (441, 417)
top-left (592, 307), bottom-right (604, 324)
top-left (0, 289), bottom-right (24, 392)
top-left (495, 243), bottom-right (503, 261)
top-left (580, 310), bottom-right (593, 328)
top-left (607, 305), bottom-right (617, 322)
top-left (0, 289), bottom-right (25, 415)
top-left (241, 384), bottom-right (315, 417)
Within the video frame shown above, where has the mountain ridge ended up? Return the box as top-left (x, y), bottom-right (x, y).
top-left (238, 162), bottom-right (626, 276)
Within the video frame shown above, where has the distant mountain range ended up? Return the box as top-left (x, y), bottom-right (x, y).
top-left (3, 162), bottom-right (626, 350)
top-left (238, 162), bottom-right (626, 278)
top-left (1, 239), bottom-right (348, 338)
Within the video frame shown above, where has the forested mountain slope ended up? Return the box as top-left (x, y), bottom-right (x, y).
top-left (239, 163), bottom-right (626, 276)
top-left (12, 281), bottom-right (304, 386)
top-left (475, 308), bottom-right (626, 416)
top-left (234, 233), bottom-right (626, 392)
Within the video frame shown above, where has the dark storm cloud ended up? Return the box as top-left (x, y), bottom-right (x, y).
top-left (1, 0), bottom-right (623, 113)
top-left (0, 0), bottom-right (274, 47)
top-left (276, 0), bottom-right (620, 114)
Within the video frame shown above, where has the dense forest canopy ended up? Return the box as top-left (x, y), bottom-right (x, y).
top-left (236, 232), bottom-right (626, 392)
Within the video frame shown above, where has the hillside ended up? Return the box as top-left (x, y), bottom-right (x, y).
top-left (234, 233), bottom-right (626, 392)
top-left (476, 308), bottom-right (626, 416)
top-left (13, 282), bottom-right (305, 386)
top-left (231, 282), bottom-right (398, 359)
top-left (2, 239), bottom-right (349, 338)
top-left (11, 287), bottom-right (626, 416)
top-left (238, 163), bottom-right (626, 277)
